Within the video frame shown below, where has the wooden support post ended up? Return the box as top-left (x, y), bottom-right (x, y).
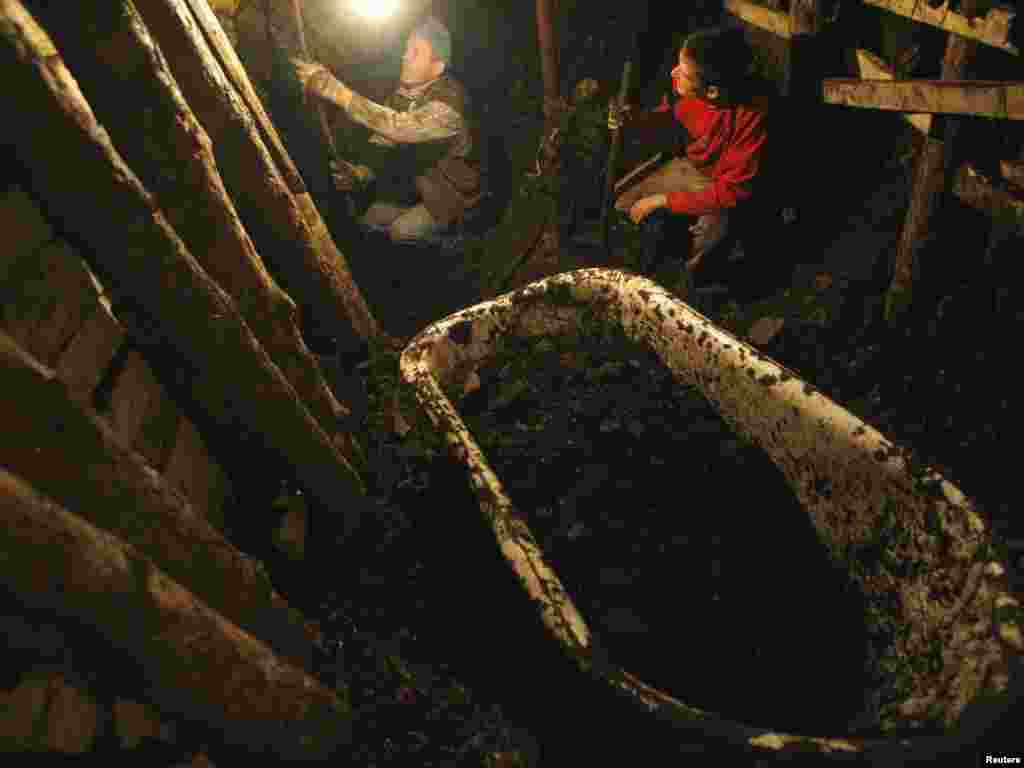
top-left (25, 0), bottom-right (356, 446)
top-left (536, 0), bottom-right (562, 138)
top-left (724, 0), bottom-right (793, 39)
top-left (131, 0), bottom-right (389, 350)
top-left (0, 238), bottom-right (96, 368)
top-left (0, 468), bottom-right (351, 760)
top-left (1000, 159), bottom-right (1024, 189)
top-left (952, 162), bottom-right (1024, 222)
top-left (861, 0), bottom-right (1017, 55)
top-left (105, 348), bottom-right (182, 472)
top-left (885, 0), bottom-right (983, 324)
top-left (54, 300), bottom-right (126, 407)
top-left (823, 78), bottom-right (1024, 119)
top-left (950, 164), bottom-right (1020, 316)
top-left (1, 331), bottom-right (320, 673)
top-left (787, 0), bottom-right (824, 100)
top-left (853, 49), bottom-right (933, 133)
top-left (1, 0), bottom-right (369, 539)
top-left (531, 0), bottom-right (564, 276)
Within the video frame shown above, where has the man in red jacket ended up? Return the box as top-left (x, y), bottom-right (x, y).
top-left (612, 27), bottom-right (768, 274)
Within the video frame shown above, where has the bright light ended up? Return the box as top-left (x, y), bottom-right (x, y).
top-left (350, 0), bottom-right (398, 19)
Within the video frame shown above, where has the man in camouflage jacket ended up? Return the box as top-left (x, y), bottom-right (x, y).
top-left (294, 17), bottom-right (483, 243)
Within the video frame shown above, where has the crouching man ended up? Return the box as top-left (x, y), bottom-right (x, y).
top-left (293, 16), bottom-right (483, 243)
top-left (612, 27), bottom-right (768, 273)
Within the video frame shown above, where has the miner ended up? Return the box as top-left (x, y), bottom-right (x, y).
top-left (610, 26), bottom-right (769, 275)
top-left (293, 16), bottom-right (483, 243)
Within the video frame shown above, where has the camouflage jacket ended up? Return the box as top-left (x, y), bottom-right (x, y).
top-left (314, 73), bottom-right (483, 227)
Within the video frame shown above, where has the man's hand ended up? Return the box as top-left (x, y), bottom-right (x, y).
top-left (291, 57), bottom-right (353, 107)
top-left (330, 159), bottom-right (373, 192)
top-left (628, 194), bottom-right (667, 224)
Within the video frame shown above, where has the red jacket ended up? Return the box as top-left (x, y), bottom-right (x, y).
top-left (630, 93), bottom-right (768, 217)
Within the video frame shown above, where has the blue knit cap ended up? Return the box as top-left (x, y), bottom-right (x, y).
top-left (412, 16), bottom-right (451, 65)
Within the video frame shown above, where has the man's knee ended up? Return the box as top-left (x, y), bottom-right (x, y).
top-left (361, 203), bottom-right (403, 233)
top-left (387, 220), bottom-right (427, 243)
top-left (387, 206), bottom-right (440, 243)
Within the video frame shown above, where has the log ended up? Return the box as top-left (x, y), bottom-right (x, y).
top-left (106, 348), bottom-right (181, 471)
top-left (0, 330), bottom-right (319, 673)
top-left (0, 468), bottom-right (351, 760)
top-left (0, 184), bottom-right (53, 284)
top-left (787, 0), bottom-right (824, 105)
top-left (862, 0), bottom-right (1017, 54)
top-left (0, 238), bottom-right (96, 368)
top-left (822, 78), bottom-right (1024, 119)
top-left (164, 415), bottom-right (231, 526)
top-left (885, 0), bottom-right (982, 323)
top-left (536, 0), bottom-right (562, 131)
top-left (54, 299), bottom-right (126, 406)
top-left (885, 133), bottom-right (947, 319)
top-left (853, 49), bottom-right (932, 133)
top-left (184, 0), bottom-right (308, 197)
top-left (0, 0), bottom-right (368, 539)
top-left (130, 0), bottom-right (387, 348)
top-left (26, 0), bottom-right (354, 441)
top-left (790, 0), bottom-right (823, 36)
top-left (286, 0), bottom-right (343, 182)
top-left (1000, 158), bottom-right (1024, 189)
top-left (953, 162), bottom-right (1024, 224)
top-left (724, 0), bottom-right (793, 39)
top-left (533, 0), bottom-right (565, 273)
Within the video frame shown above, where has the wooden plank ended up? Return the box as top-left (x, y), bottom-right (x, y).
top-left (725, 0), bottom-right (792, 39)
top-left (885, 0), bottom-right (983, 324)
top-left (787, 0), bottom-right (825, 101)
top-left (853, 49), bottom-right (933, 133)
top-left (862, 0), bottom-right (1017, 54)
top-left (1000, 159), bottom-right (1024, 189)
top-left (1, 240), bottom-right (98, 367)
top-left (953, 163), bottom-right (1024, 224)
top-left (27, 242), bottom-right (99, 367)
top-left (164, 416), bottom-right (229, 528)
top-left (54, 302), bottom-right (126, 406)
top-left (823, 78), bottom-right (1024, 119)
top-left (106, 349), bottom-right (181, 471)
top-left (0, 186), bottom-right (53, 288)
top-left (135, 393), bottom-right (182, 474)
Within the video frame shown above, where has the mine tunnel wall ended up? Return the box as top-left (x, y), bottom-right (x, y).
top-left (1, 182), bottom-right (230, 757)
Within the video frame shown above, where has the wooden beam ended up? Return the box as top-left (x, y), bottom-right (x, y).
top-left (164, 415), bottom-right (230, 527)
top-left (54, 302), bottom-right (125, 407)
top-left (132, 0), bottom-right (389, 349)
top-left (885, 0), bottom-right (983, 324)
top-left (0, 468), bottom-right (351, 761)
top-left (0, 186), bottom-right (53, 286)
top-left (725, 0), bottom-right (793, 39)
top-left (1000, 159), bottom-right (1024, 189)
top-left (2, 0), bottom-right (369, 540)
top-left (1, 331), bottom-right (317, 676)
top-left (106, 349), bottom-right (181, 472)
top-left (953, 163), bottom-right (1024, 225)
top-left (823, 78), bottom-right (1024, 119)
top-left (862, 0), bottom-right (1017, 54)
top-left (853, 49), bottom-right (933, 133)
top-left (787, 0), bottom-right (825, 101)
top-left (0, 240), bottom-right (96, 368)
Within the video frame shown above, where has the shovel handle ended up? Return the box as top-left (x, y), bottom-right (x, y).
top-left (600, 58), bottom-right (634, 253)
